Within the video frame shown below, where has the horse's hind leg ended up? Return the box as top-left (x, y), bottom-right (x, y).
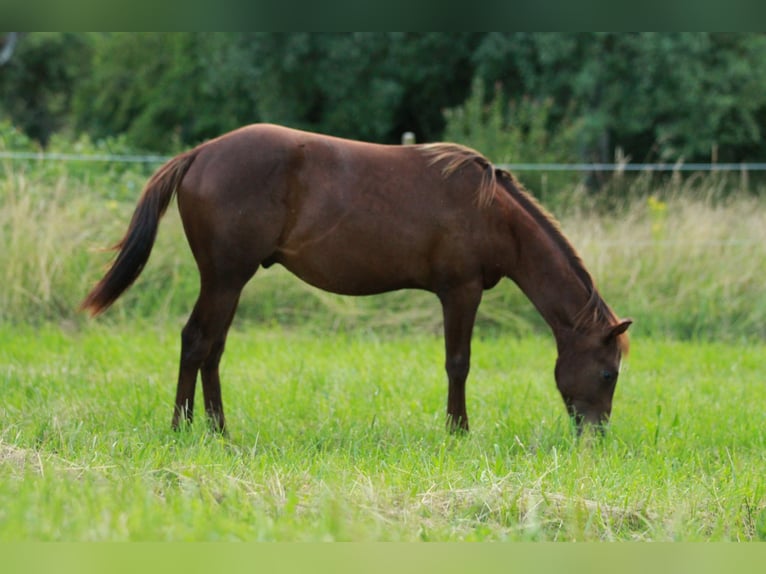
top-left (172, 279), bottom-right (246, 433)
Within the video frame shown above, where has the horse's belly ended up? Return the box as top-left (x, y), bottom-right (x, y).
top-left (272, 211), bottom-right (482, 295)
top-left (275, 243), bottom-right (423, 296)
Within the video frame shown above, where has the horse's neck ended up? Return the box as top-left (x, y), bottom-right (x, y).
top-left (512, 249), bottom-right (589, 334)
top-left (502, 208), bottom-right (592, 337)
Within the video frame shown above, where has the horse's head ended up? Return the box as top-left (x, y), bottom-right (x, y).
top-left (554, 319), bottom-right (632, 433)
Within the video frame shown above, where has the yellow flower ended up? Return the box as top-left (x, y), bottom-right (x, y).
top-left (647, 195), bottom-right (667, 215)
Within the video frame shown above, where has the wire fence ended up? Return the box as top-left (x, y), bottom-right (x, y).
top-left (3, 149), bottom-right (766, 173)
top-left (0, 151), bottom-right (170, 164)
top-left (498, 162), bottom-right (766, 172)
top-left (1, 149), bottom-right (762, 250)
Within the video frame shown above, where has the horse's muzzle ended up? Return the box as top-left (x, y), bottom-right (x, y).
top-left (569, 405), bottom-right (610, 436)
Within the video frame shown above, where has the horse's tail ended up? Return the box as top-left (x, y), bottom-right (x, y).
top-left (80, 149), bottom-right (200, 316)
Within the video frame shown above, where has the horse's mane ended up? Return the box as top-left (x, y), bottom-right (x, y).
top-left (495, 170), bottom-right (627, 349)
top-left (419, 143), bottom-right (497, 207)
top-left (419, 143), bottom-right (627, 350)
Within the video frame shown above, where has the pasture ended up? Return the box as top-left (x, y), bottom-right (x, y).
top-left (1, 324), bottom-right (765, 541)
top-left (0, 155), bottom-right (765, 541)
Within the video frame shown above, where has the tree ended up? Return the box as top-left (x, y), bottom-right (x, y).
top-left (472, 33), bottom-right (766, 163)
top-left (6, 33), bottom-right (766, 163)
top-left (0, 33), bottom-right (89, 145)
top-left (66, 33), bottom-right (481, 150)
top-left (71, 33), bottom-right (261, 151)
top-left (250, 33), bottom-right (482, 143)
top-left (442, 78), bottom-right (583, 199)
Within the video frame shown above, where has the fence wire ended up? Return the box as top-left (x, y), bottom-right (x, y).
top-left (3, 150), bottom-right (766, 172)
top-left (0, 151), bottom-right (170, 164)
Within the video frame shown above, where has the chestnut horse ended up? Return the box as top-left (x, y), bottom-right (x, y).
top-left (81, 124), bottom-right (631, 434)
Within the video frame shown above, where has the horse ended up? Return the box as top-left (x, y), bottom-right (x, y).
top-left (81, 124), bottom-right (631, 435)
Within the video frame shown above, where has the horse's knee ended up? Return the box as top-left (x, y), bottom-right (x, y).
top-left (180, 323), bottom-right (211, 367)
top-left (445, 353), bottom-right (470, 381)
top-left (202, 340), bottom-right (226, 371)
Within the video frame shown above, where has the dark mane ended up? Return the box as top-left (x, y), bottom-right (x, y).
top-left (495, 169), bottom-right (623, 338)
top-left (419, 143), bottom-right (497, 207)
top-left (420, 144), bottom-right (621, 337)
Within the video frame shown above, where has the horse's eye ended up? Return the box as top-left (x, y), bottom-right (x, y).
top-left (600, 370), bottom-right (616, 384)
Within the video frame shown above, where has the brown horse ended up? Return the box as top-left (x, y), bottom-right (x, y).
top-left (81, 124), bottom-right (631, 434)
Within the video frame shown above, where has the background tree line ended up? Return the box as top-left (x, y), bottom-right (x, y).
top-left (3, 32), bottom-right (766, 165)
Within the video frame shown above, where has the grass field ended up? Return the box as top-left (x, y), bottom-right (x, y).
top-left (1, 323), bottom-right (764, 541)
top-left (2, 141), bottom-right (765, 543)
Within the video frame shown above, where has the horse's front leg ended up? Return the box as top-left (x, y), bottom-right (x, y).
top-left (438, 282), bottom-right (483, 433)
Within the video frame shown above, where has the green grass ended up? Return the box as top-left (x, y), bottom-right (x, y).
top-left (1, 323), bottom-right (764, 541)
top-left (1, 141), bottom-right (765, 542)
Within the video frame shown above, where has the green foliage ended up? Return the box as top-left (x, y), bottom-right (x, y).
top-left (0, 119), bottom-right (38, 151)
top-left (0, 33), bottom-right (89, 144)
top-left (251, 33), bottom-right (404, 140)
top-left (472, 33), bottom-right (766, 163)
top-left (52, 32), bottom-right (480, 150)
top-left (442, 78), bottom-right (583, 202)
top-left (610, 33), bottom-right (766, 162)
top-left (5, 33), bottom-right (766, 163)
top-left (70, 33), bottom-right (258, 150)
top-left (0, 119), bottom-right (156, 195)
top-left (247, 32), bottom-right (480, 143)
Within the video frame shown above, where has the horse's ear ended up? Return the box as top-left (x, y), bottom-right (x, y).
top-left (605, 319), bottom-right (632, 342)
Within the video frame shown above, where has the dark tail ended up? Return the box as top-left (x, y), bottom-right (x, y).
top-left (80, 149), bottom-right (199, 316)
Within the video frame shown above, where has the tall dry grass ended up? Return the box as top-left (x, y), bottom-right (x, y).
top-left (1, 160), bottom-right (764, 340)
top-left (0, 161), bottom-right (194, 326)
top-left (568, 191), bottom-right (766, 340)
top-left (0, 167), bottom-right (98, 323)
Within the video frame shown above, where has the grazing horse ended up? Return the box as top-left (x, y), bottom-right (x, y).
top-left (81, 124), bottom-right (631, 434)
